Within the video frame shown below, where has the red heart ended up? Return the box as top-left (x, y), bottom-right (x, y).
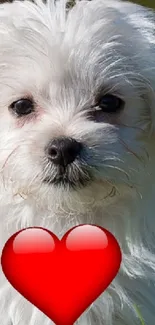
top-left (1, 225), bottom-right (121, 325)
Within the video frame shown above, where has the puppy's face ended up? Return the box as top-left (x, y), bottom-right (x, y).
top-left (0, 0), bottom-right (154, 208)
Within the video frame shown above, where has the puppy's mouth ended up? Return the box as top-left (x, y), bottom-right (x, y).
top-left (43, 164), bottom-right (93, 189)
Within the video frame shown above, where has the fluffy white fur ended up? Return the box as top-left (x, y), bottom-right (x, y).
top-left (0, 0), bottom-right (155, 324)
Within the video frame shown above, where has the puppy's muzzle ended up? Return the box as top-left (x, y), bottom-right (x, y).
top-left (43, 137), bottom-right (92, 188)
top-left (46, 137), bottom-right (83, 167)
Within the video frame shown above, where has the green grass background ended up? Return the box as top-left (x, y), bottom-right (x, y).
top-left (131, 0), bottom-right (155, 8)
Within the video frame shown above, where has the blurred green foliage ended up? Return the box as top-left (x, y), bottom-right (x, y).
top-left (130, 0), bottom-right (155, 9)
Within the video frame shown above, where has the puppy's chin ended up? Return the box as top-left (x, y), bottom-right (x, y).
top-left (43, 169), bottom-right (92, 189)
top-left (28, 176), bottom-right (129, 217)
top-left (42, 161), bottom-right (94, 189)
top-left (43, 176), bottom-right (89, 188)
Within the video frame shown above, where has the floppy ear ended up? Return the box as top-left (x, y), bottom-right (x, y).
top-left (126, 3), bottom-right (155, 133)
top-left (148, 86), bottom-right (155, 133)
top-left (144, 49), bottom-right (155, 133)
top-left (137, 8), bottom-right (155, 134)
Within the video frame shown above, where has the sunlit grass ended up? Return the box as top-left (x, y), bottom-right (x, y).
top-left (134, 305), bottom-right (146, 325)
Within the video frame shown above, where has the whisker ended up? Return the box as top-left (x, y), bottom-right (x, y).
top-left (2, 145), bottom-right (21, 171)
top-left (104, 186), bottom-right (117, 199)
top-left (102, 164), bottom-right (130, 181)
top-left (119, 138), bottom-right (144, 164)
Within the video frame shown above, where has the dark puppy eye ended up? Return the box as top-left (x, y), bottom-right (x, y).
top-left (9, 98), bottom-right (34, 116)
top-left (97, 94), bottom-right (124, 113)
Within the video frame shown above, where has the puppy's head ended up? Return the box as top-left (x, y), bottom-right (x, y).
top-left (0, 0), bottom-right (155, 211)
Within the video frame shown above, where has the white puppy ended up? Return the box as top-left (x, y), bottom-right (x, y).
top-left (0, 0), bottom-right (155, 324)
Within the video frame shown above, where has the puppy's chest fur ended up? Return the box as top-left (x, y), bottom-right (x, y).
top-left (0, 195), bottom-right (154, 325)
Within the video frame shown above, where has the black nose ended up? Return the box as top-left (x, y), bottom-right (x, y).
top-left (46, 137), bottom-right (83, 166)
